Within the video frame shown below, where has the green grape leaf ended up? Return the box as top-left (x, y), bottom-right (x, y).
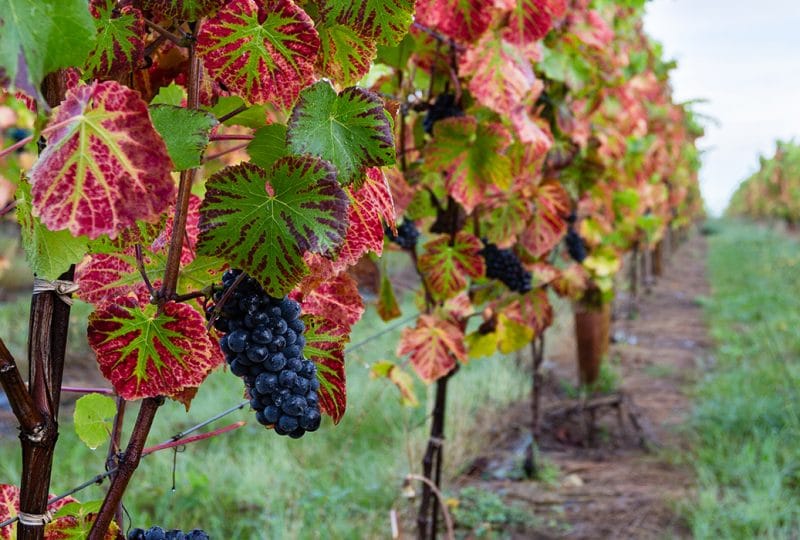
top-left (150, 105), bottom-right (218, 171)
top-left (197, 158), bottom-right (349, 296)
top-left (196, 0), bottom-right (320, 107)
top-left (377, 269), bottom-right (401, 321)
top-left (150, 82), bottom-right (187, 106)
top-left (87, 298), bottom-right (221, 401)
top-left (287, 81), bottom-right (395, 187)
top-left (73, 393), bottom-right (117, 450)
top-left (323, 0), bottom-right (414, 46)
top-left (418, 232), bottom-right (485, 302)
top-left (15, 182), bottom-right (87, 280)
top-left (247, 123), bottom-right (288, 170)
top-left (0, 0), bottom-right (95, 98)
top-left (423, 117), bottom-right (511, 213)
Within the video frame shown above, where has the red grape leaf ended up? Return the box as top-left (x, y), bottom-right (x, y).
top-left (196, 0), bottom-right (320, 107)
top-left (484, 194), bottom-right (530, 249)
top-left (397, 313), bottom-right (466, 382)
top-left (197, 158), bottom-right (349, 297)
top-left (297, 272), bottom-right (365, 329)
top-left (140, 0), bottom-right (223, 20)
top-left (316, 22), bottom-right (377, 86)
top-left (28, 81), bottom-right (174, 239)
top-left (45, 500), bottom-right (120, 540)
top-left (502, 288), bottom-right (553, 335)
top-left (302, 315), bottom-right (347, 423)
top-left (85, 2), bottom-right (145, 79)
top-left (334, 167), bottom-right (396, 271)
top-left (88, 298), bottom-right (221, 401)
top-left (414, 0), bottom-right (493, 43)
top-left (552, 263), bottom-right (589, 300)
top-left (151, 194), bottom-right (203, 265)
top-left (460, 35), bottom-right (539, 117)
top-left (519, 179), bottom-right (570, 258)
top-left (418, 232), bottom-right (485, 302)
top-left (0, 484), bottom-right (79, 540)
top-left (510, 105), bottom-right (554, 148)
top-left (76, 251), bottom-right (149, 305)
top-left (323, 0), bottom-right (414, 45)
top-left (500, 0), bottom-right (555, 45)
top-left (423, 117), bottom-right (511, 213)
top-left (287, 82), bottom-right (395, 187)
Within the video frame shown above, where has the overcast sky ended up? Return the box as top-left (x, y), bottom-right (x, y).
top-left (644, 0), bottom-right (800, 215)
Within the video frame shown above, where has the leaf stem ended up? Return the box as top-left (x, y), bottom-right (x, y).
top-left (0, 135), bottom-right (33, 159)
top-left (141, 421), bottom-right (245, 455)
top-left (202, 141), bottom-right (250, 162)
top-left (60, 386), bottom-right (115, 395)
top-left (134, 244), bottom-right (155, 299)
top-left (216, 104), bottom-right (248, 124)
top-left (144, 19), bottom-right (186, 46)
top-left (209, 133), bottom-right (254, 142)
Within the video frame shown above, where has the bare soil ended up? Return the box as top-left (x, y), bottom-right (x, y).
top-left (457, 234), bottom-right (710, 539)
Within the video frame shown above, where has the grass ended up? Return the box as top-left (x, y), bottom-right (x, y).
top-left (686, 220), bottom-right (800, 538)
top-left (0, 290), bottom-right (534, 538)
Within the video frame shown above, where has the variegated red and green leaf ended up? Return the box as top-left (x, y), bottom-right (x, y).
top-left (397, 313), bottom-right (466, 382)
top-left (295, 272), bottom-right (365, 329)
top-left (500, 0), bottom-right (555, 45)
top-left (423, 117), bottom-right (511, 213)
top-left (502, 288), bottom-right (553, 335)
top-left (302, 314), bottom-right (347, 423)
top-left (418, 232), bottom-right (485, 301)
top-left (0, 484), bottom-right (79, 540)
top-left (28, 81), bottom-right (174, 239)
top-left (323, 0), bottom-right (414, 45)
top-left (197, 159), bottom-right (349, 297)
top-left (287, 82), bottom-right (395, 187)
top-left (46, 500), bottom-right (120, 540)
top-left (196, 0), bottom-right (320, 107)
top-left (459, 34), bottom-right (539, 117)
top-left (551, 262), bottom-right (589, 300)
top-left (414, 0), bottom-right (493, 43)
top-left (151, 194), bottom-right (203, 265)
top-left (518, 180), bottom-right (569, 259)
top-left (85, 1), bottom-right (145, 79)
top-left (483, 193), bottom-right (530, 248)
top-left (87, 298), bottom-right (221, 401)
top-left (140, 0), bottom-right (223, 20)
top-left (316, 22), bottom-right (377, 86)
top-left (333, 167), bottom-right (395, 271)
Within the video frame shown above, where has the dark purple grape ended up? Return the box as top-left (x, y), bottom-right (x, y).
top-left (255, 372), bottom-right (278, 394)
top-left (227, 330), bottom-right (248, 353)
top-left (300, 408), bottom-right (321, 431)
top-left (246, 345), bottom-right (269, 364)
top-left (263, 405), bottom-right (280, 424)
top-left (279, 370), bottom-right (297, 389)
top-left (289, 318), bottom-right (305, 334)
top-left (251, 325), bottom-right (273, 344)
top-left (265, 352), bottom-right (286, 372)
top-left (281, 395), bottom-right (307, 416)
top-left (278, 414), bottom-right (299, 432)
top-left (292, 376), bottom-right (309, 395)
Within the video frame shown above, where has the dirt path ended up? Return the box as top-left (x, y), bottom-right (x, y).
top-left (458, 234), bottom-right (710, 539)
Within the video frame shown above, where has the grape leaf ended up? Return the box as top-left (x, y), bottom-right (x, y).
top-left (370, 360), bottom-right (418, 406)
top-left (297, 272), bottom-right (365, 328)
top-left (519, 180), bottom-right (570, 258)
top-left (287, 81), bottom-right (395, 187)
top-left (196, 0), bottom-right (320, 107)
top-left (16, 182), bottom-right (88, 280)
top-left (418, 232), bottom-right (485, 302)
top-left (151, 194), bottom-right (204, 265)
top-left (149, 105), bottom-right (218, 170)
top-left (377, 270), bottom-right (401, 321)
top-left (414, 0), bottom-right (493, 43)
top-left (73, 393), bottom-right (117, 450)
top-left (322, 0), bottom-right (414, 45)
top-left (501, 0), bottom-right (555, 45)
top-left (28, 81), bottom-right (175, 239)
top-left (88, 298), bottom-right (220, 401)
top-left (140, 0), bottom-right (223, 20)
top-left (85, 2), bottom-right (145, 80)
top-left (197, 158), bottom-right (349, 297)
top-left (0, 484), bottom-right (80, 540)
top-left (423, 117), bottom-right (511, 213)
top-left (150, 82), bottom-right (186, 106)
top-left (504, 288), bottom-right (553, 334)
top-left (302, 315), bottom-right (347, 423)
top-left (46, 500), bottom-right (120, 540)
top-left (0, 0), bottom-right (95, 98)
top-left (247, 123), bottom-right (288, 170)
top-left (316, 22), bottom-right (376, 86)
top-left (334, 167), bottom-right (396, 271)
top-left (459, 35), bottom-right (539, 117)
top-left (397, 314), bottom-right (466, 382)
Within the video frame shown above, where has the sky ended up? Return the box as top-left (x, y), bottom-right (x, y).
top-left (643, 0), bottom-right (800, 215)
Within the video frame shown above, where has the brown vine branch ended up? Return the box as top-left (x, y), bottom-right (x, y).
top-left (216, 104), bottom-right (248, 124)
top-left (406, 474), bottom-right (455, 540)
top-left (0, 338), bottom-right (44, 433)
top-left (143, 19), bottom-right (185, 46)
top-left (88, 397), bottom-right (162, 539)
top-left (208, 133), bottom-right (253, 142)
top-left (202, 141), bottom-right (250, 162)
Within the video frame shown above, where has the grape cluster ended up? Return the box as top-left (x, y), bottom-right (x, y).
top-left (208, 270), bottom-right (321, 438)
top-left (564, 227), bottom-right (587, 262)
top-left (479, 242), bottom-right (532, 293)
top-left (423, 93), bottom-right (464, 134)
top-left (127, 526), bottom-right (209, 540)
top-left (385, 219), bottom-right (420, 250)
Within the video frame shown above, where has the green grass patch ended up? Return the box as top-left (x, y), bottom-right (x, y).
top-left (687, 221), bottom-right (800, 538)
